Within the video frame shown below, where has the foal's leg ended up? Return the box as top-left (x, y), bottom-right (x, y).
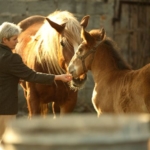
top-left (92, 90), bottom-right (103, 117)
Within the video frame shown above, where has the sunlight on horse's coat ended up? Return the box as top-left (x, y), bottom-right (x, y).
top-left (68, 16), bottom-right (150, 116)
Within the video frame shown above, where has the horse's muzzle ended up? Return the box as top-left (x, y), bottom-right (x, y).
top-left (70, 74), bottom-right (87, 90)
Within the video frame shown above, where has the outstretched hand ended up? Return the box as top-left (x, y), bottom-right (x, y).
top-left (55, 74), bottom-right (72, 82)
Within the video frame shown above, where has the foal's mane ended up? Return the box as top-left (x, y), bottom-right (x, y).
top-left (102, 37), bottom-right (131, 70)
top-left (27, 11), bottom-right (81, 74)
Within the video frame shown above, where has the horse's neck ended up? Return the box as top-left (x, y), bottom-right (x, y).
top-left (90, 48), bottom-right (117, 82)
top-left (91, 50), bottom-right (131, 83)
top-left (90, 39), bottom-right (131, 83)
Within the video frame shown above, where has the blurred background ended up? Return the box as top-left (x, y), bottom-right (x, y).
top-left (0, 0), bottom-right (150, 117)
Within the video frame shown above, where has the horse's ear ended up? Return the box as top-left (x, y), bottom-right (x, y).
top-left (81, 27), bottom-right (94, 45)
top-left (80, 15), bottom-right (90, 29)
top-left (94, 28), bottom-right (106, 46)
top-left (45, 17), bottom-right (66, 33)
top-left (100, 28), bottom-right (106, 40)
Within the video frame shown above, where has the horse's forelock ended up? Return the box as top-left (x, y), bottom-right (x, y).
top-left (48, 11), bottom-right (81, 49)
top-left (30, 11), bottom-right (81, 74)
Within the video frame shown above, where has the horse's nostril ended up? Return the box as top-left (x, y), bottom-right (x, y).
top-left (69, 70), bottom-right (74, 75)
top-left (68, 66), bottom-right (73, 74)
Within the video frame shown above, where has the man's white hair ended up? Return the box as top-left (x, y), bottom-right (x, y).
top-left (0, 22), bottom-right (22, 43)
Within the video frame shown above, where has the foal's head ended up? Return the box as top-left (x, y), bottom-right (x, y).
top-left (68, 23), bottom-right (106, 83)
top-left (67, 15), bottom-right (92, 89)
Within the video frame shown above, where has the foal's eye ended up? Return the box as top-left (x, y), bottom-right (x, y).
top-left (78, 48), bottom-right (83, 53)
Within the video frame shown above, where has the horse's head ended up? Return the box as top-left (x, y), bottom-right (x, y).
top-left (44, 12), bottom-right (90, 90)
top-left (45, 16), bottom-right (78, 72)
top-left (68, 19), bottom-right (106, 88)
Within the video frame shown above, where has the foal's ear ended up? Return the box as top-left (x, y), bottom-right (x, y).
top-left (94, 28), bottom-right (106, 47)
top-left (81, 27), bottom-right (94, 45)
top-left (80, 15), bottom-right (90, 29)
top-left (100, 28), bottom-right (106, 40)
top-left (45, 17), bottom-right (66, 33)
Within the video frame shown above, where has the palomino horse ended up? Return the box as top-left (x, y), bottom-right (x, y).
top-left (15, 11), bottom-right (87, 117)
top-left (68, 16), bottom-right (150, 116)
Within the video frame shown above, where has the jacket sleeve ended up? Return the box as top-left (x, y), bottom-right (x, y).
top-left (9, 53), bottom-right (55, 85)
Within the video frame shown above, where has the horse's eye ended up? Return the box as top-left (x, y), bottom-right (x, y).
top-left (60, 40), bottom-right (65, 47)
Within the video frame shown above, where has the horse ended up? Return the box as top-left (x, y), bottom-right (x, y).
top-left (68, 16), bottom-right (150, 117)
top-left (15, 11), bottom-right (88, 118)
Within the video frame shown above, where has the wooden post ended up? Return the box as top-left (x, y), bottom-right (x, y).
top-left (2, 114), bottom-right (150, 150)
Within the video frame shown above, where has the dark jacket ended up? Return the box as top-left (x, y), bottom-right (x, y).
top-left (0, 44), bottom-right (55, 115)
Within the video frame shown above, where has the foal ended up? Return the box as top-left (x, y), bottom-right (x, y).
top-left (68, 21), bottom-right (150, 116)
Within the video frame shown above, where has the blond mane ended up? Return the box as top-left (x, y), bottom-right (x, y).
top-left (27, 11), bottom-right (81, 74)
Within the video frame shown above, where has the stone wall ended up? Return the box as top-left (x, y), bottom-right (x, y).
top-left (0, 0), bottom-right (114, 36)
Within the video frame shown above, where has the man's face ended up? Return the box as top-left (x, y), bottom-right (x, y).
top-left (3, 35), bottom-right (18, 50)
